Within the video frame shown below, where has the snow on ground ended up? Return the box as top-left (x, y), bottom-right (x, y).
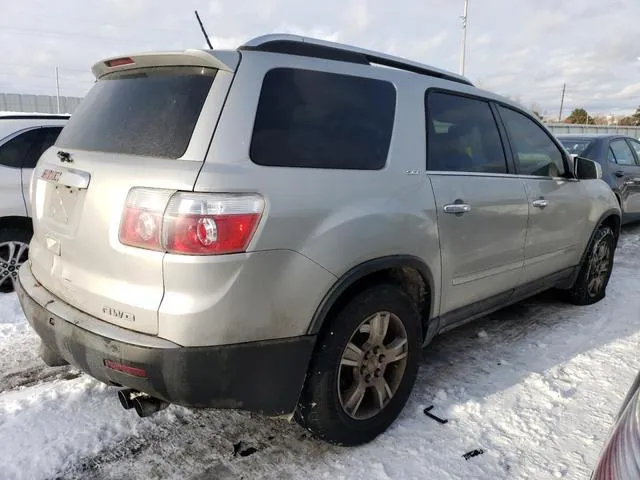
top-left (0, 225), bottom-right (639, 480)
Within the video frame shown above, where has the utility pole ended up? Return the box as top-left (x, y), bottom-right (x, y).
top-left (558, 83), bottom-right (566, 122)
top-left (459, 0), bottom-right (469, 76)
top-left (55, 67), bottom-right (61, 114)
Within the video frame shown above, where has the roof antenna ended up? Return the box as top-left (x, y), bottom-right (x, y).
top-left (194, 10), bottom-right (213, 49)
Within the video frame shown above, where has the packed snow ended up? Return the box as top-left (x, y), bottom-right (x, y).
top-left (1, 224), bottom-right (639, 480)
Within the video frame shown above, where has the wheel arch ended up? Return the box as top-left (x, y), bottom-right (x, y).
top-left (559, 208), bottom-right (621, 292)
top-left (597, 209), bottom-right (622, 249)
top-left (0, 216), bottom-right (33, 234)
top-left (307, 255), bottom-right (435, 342)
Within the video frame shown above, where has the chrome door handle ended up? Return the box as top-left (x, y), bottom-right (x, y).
top-left (443, 203), bottom-right (471, 214)
top-left (532, 199), bottom-right (549, 209)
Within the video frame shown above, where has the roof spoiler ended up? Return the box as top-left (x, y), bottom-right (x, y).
top-left (91, 49), bottom-right (240, 79)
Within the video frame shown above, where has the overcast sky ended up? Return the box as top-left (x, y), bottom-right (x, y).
top-left (1, 0), bottom-right (639, 118)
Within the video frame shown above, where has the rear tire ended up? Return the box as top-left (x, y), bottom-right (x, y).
top-left (295, 284), bottom-right (421, 446)
top-left (564, 225), bottom-right (615, 305)
top-left (0, 227), bottom-right (32, 293)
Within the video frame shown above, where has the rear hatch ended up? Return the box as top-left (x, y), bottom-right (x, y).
top-left (28, 50), bottom-right (239, 335)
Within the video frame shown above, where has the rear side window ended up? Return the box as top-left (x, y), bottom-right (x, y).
top-left (56, 67), bottom-right (216, 159)
top-left (0, 128), bottom-right (44, 168)
top-left (610, 139), bottom-right (637, 166)
top-left (628, 139), bottom-right (640, 161)
top-left (250, 68), bottom-right (396, 170)
top-left (23, 127), bottom-right (63, 168)
top-left (426, 92), bottom-right (507, 173)
top-left (498, 106), bottom-right (566, 177)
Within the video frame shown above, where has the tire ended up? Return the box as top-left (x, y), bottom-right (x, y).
top-left (564, 225), bottom-right (615, 305)
top-left (295, 284), bottom-right (421, 446)
top-left (0, 227), bottom-right (32, 294)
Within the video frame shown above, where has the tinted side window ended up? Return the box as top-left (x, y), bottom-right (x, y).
top-left (250, 68), bottom-right (396, 170)
top-left (23, 127), bottom-right (63, 169)
top-left (0, 128), bottom-right (43, 168)
top-left (628, 139), bottom-right (640, 161)
top-left (498, 106), bottom-right (566, 177)
top-left (426, 92), bottom-right (507, 173)
top-left (610, 139), bottom-right (636, 166)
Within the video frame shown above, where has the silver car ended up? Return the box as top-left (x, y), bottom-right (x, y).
top-left (0, 113), bottom-right (68, 292)
top-left (16, 34), bottom-right (620, 446)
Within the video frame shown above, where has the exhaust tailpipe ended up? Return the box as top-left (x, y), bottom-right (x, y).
top-left (132, 395), bottom-right (169, 418)
top-left (117, 388), bottom-right (139, 410)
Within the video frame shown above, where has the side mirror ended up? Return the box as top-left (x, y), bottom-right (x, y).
top-left (574, 156), bottom-right (602, 180)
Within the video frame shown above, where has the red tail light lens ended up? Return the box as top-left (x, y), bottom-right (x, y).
top-left (119, 188), bottom-right (264, 255)
top-left (591, 386), bottom-right (640, 479)
top-left (163, 193), bottom-right (264, 255)
top-left (119, 188), bottom-right (174, 251)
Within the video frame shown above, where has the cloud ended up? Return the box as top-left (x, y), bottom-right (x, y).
top-left (0, 0), bottom-right (638, 116)
top-left (342, 0), bottom-right (372, 33)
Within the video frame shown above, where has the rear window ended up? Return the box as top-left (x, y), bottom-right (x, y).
top-left (56, 67), bottom-right (216, 159)
top-left (250, 68), bottom-right (396, 170)
top-left (559, 139), bottom-right (593, 156)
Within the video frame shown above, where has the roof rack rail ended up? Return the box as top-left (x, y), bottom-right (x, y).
top-left (0, 113), bottom-right (71, 120)
top-left (239, 34), bottom-right (473, 87)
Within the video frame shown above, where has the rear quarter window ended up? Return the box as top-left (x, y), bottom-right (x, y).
top-left (250, 68), bottom-right (396, 170)
top-left (56, 67), bottom-right (216, 159)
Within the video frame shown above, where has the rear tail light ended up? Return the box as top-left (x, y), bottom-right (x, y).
top-left (119, 188), bottom-right (264, 255)
top-left (591, 386), bottom-right (640, 479)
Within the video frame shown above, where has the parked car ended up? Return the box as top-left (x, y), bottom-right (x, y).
top-left (0, 113), bottom-right (68, 292)
top-left (590, 369), bottom-right (640, 479)
top-left (557, 134), bottom-right (640, 224)
top-left (15, 34), bottom-right (620, 446)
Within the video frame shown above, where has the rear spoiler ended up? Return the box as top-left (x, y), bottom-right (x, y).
top-left (91, 49), bottom-right (240, 79)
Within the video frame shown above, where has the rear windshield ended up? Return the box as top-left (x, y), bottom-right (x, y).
top-left (559, 139), bottom-right (593, 156)
top-left (56, 67), bottom-right (216, 159)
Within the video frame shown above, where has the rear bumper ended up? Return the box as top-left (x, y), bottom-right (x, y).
top-left (16, 264), bottom-right (316, 416)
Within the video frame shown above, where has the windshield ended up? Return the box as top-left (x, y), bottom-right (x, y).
top-left (56, 67), bottom-right (216, 159)
top-left (559, 139), bottom-right (593, 156)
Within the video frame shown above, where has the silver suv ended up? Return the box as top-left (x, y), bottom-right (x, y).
top-left (0, 113), bottom-right (68, 292)
top-left (16, 35), bottom-right (620, 446)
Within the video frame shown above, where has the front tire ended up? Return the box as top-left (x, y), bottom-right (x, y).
top-left (295, 284), bottom-right (421, 446)
top-left (565, 225), bottom-right (615, 305)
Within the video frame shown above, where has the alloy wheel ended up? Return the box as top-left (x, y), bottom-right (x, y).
top-left (0, 241), bottom-right (29, 292)
top-left (338, 311), bottom-right (409, 420)
top-left (587, 238), bottom-right (612, 297)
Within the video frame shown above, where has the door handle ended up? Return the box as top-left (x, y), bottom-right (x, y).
top-left (615, 170), bottom-right (625, 178)
top-left (443, 203), bottom-right (471, 214)
top-left (532, 199), bottom-right (549, 209)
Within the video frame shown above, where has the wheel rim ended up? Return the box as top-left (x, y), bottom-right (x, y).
top-left (337, 311), bottom-right (409, 420)
top-left (0, 241), bottom-right (29, 291)
top-left (587, 238), bottom-right (612, 297)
